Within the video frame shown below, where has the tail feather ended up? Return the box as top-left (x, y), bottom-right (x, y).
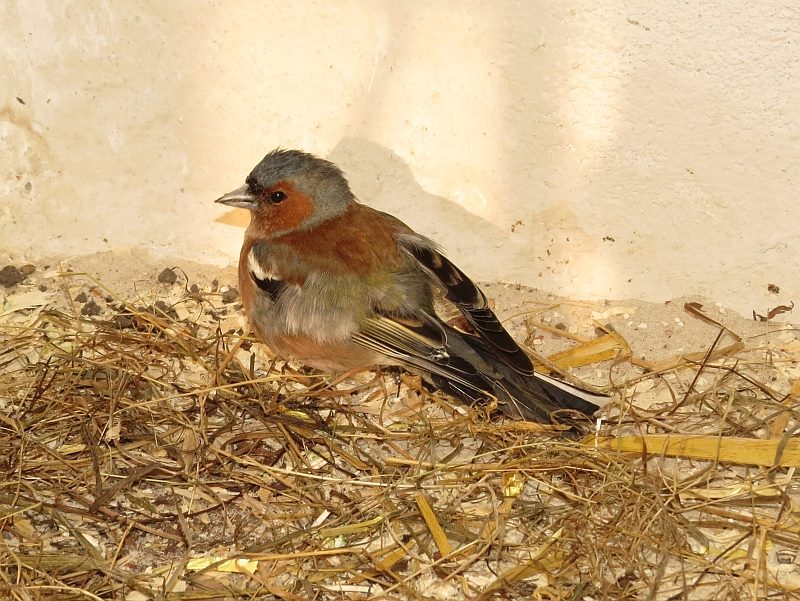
top-left (495, 370), bottom-right (603, 423)
top-left (428, 367), bottom-right (602, 429)
top-left (440, 326), bottom-right (605, 426)
top-left (424, 355), bottom-right (604, 427)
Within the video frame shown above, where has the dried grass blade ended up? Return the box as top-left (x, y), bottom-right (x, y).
top-left (479, 527), bottom-right (563, 597)
top-left (545, 331), bottom-right (629, 371)
top-left (415, 493), bottom-right (453, 557)
top-left (594, 434), bottom-right (800, 467)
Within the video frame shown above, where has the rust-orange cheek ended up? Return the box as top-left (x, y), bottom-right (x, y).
top-left (256, 181), bottom-right (316, 236)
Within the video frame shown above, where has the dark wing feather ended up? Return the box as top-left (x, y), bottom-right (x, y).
top-left (396, 236), bottom-right (606, 424)
top-left (351, 312), bottom-right (582, 424)
top-left (399, 239), bottom-right (535, 376)
top-left (351, 314), bottom-right (492, 397)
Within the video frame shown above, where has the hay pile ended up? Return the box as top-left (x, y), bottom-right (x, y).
top-left (1, 265), bottom-right (799, 600)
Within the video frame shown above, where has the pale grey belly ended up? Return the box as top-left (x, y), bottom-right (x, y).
top-left (250, 283), bottom-right (362, 345)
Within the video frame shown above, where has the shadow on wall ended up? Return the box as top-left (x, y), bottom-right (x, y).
top-left (329, 137), bottom-right (514, 276)
top-left (331, 138), bottom-right (613, 292)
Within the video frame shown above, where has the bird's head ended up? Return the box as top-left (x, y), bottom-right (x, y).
top-left (216, 148), bottom-right (354, 237)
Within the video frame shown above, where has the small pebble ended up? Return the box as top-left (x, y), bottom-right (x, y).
top-left (19, 264), bottom-right (36, 276)
top-left (154, 300), bottom-right (178, 319)
top-left (113, 314), bottom-right (134, 329)
top-left (190, 283), bottom-right (200, 294)
top-left (74, 292), bottom-right (88, 303)
top-left (81, 300), bottom-right (102, 316)
top-left (776, 550), bottom-right (795, 564)
top-left (221, 287), bottom-right (240, 303)
top-left (157, 268), bottom-right (178, 285)
top-left (637, 323), bottom-right (648, 329)
top-left (0, 265), bottom-right (25, 288)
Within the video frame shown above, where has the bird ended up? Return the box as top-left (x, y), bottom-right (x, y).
top-left (215, 148), bottom-right (606, 426)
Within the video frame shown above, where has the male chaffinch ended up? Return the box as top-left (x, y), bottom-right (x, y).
top-left (216, 149), bottom-right (605, 426)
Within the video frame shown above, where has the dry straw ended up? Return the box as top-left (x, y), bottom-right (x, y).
top-left (1, 269), bottom-right (799, 600)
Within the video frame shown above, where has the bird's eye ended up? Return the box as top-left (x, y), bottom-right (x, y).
top-left (269, 191), bottom-right (287, 204)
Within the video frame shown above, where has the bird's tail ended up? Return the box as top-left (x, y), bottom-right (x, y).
top-left (495, 369), bottom-right (605, 425)
top-left (437, 327), bottom-right (605, 427)
top-left (428, 365), bottom-right (604, 427)
top-left (363, 315), bottom-right (606, 429)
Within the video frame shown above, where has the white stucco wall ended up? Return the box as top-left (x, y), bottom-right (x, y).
top-left (2, 1), bottom-right (798, 315)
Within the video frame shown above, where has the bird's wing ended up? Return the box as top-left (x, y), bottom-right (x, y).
top-left (351, 311), bottom-right (493, 399)
top-left (396, 236), bottom-right (535, 377)
top-left (351, 311), bottom-right (581, 423)
top-left (347, 231), bottom-right (603, 424)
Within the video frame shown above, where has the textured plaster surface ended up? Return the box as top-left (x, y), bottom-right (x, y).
top-left (2, 1), bottom-right (798, 316)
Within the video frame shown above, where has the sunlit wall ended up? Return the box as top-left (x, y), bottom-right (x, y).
top-left (2, 1), bottom-right (797, 314)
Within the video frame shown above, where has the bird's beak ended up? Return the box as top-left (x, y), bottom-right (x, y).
top-left (215, 185), bottom-right (259, 210)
